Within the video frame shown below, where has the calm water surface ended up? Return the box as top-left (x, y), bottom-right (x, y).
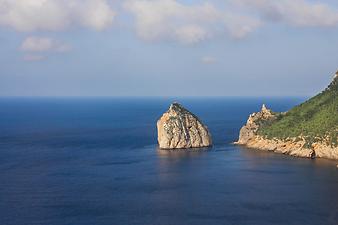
top-left (0, 97), bottom-right (337, 225)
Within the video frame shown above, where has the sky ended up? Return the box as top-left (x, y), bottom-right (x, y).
top-left (1, 0), bottom-right (338, 97)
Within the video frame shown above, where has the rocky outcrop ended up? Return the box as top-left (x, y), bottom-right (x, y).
top-left (239, 136), bottom-right (315, 158)
top-left (236, 104), bottom-right (279, 145)
top-left (235, 104), bottom-right (338, 160)
top-left (237, 135), bottom-right (338, 159)
top-left (157, 102), bottom-right (212, 149)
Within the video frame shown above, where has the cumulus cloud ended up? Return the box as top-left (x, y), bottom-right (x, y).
top-left (23, 54), bottom-right (47, 61)
top-left (236, 0), bottom-right (338, 27)
top-left (0, 0), bottom-right (116, 31)
top-left (20, 36), bottom-right (70, 62)
top-left (2, 0), bottom-right (337, 46)
top-left (201, 56), bottom-right (216, 64)
top-left (21, 36), bottom-right (70, 52)
top-left (78, 0), bottom-right (117, 30)
top-left (124, 0), bottom-right (261, 44)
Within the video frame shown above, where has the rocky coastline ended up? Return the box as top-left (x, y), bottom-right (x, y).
top-left (235, 104), bottom-right (338, 160)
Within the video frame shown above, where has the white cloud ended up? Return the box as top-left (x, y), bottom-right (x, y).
top-left (79, 0), bottom-right (117, 31)
top-left (21, 36), bottom-right (70, 52)
top-left (201, 56), bottom-right (216, 64)
top-left (0, 0), bottom-right (116, 32)
top-left (124, 0), bottom-right (261, 44)
top-left (236, 0), bottom-right (338, 27)
top-left (23, 54), bottom-right (47, 61)
top-left (175, 25), bottom-right (209, 45)
top-left (2, 0), bottom-right (336, 46)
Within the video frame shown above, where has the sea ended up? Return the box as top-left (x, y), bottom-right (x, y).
top-left (0, 97), bottom-right (337, 225)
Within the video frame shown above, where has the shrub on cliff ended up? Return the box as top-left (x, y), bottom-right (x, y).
top-left (258, 73), bottom-right (338, 146)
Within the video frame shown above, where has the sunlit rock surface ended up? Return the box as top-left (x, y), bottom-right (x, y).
top-left (157, 103), bottom-right (212, 149)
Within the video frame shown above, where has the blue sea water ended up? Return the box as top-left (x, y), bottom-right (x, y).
top-left (0, 97), bottom-right (337, 225)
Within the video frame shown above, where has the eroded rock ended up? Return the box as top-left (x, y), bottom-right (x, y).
top-left (236, 104), bottom-right (278, 145)
top-left (157, 102), bottom-right (212, 149)
top-left (235, 104), bottom-right (338, 160)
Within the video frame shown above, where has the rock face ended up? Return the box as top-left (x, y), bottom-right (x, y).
top-left (236, 104), bottom-right (338, 160)
top-left (236, 104), bottom-right (278, 145)
top-left (157, 103), bottom-right (212, 149)
top-left (235, 71), bottom-right (338, 160)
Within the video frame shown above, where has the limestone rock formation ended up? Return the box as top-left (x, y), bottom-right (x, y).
top-left (236, 104), bottom-right (278, 145)
top-left (236, 71), bottom-right (338, 160)
top-left (157, 102), bottom-right (212, 149)
top-left (235, 76), bottom-right (338, 160)
top-left (235, 104), bottom-right (317, 158)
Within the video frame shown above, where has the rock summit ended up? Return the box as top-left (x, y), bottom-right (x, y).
top-left (157, 102), bottom-right (212, 149)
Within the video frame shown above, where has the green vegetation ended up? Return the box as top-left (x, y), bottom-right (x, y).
top-left (258, 74), bottom-right (338, 147)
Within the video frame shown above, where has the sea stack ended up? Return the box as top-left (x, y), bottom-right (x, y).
top-left (157, 102), bottom-right (212, 149)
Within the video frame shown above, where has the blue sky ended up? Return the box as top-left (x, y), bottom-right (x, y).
top-left (0, 0), bottom-right (338, 97)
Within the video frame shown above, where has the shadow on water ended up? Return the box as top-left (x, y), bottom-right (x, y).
top-left (156, 147), bottom-right (212, 159)
top-left (237, 145), bottom-right (338, 167)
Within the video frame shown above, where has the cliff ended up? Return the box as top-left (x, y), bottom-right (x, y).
top-left (236, 71), bottom-right (338, 160)
top-left (157, 102), bottom-right (212, 149)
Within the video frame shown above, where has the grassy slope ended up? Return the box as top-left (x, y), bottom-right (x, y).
top-left (258, 75), bottom-right (338, 146)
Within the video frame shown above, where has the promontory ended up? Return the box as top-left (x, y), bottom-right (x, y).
top-left (236, 71), bottom-right (338, 160)
top-left (157, 102), bottom-right (212, 149)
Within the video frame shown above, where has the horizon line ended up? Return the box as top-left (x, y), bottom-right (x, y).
top-left (0, 95), bottom-right (309, 98)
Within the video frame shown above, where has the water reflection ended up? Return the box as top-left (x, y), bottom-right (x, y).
top-left (155, 147), bottom-right (212, 183)
top-left (237, 145), bottom-right (338, 168)
top-left (156, 147), bottom-right (211, 159)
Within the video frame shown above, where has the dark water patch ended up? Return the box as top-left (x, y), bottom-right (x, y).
top-left (95, 160), bottom-right (143, 166)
